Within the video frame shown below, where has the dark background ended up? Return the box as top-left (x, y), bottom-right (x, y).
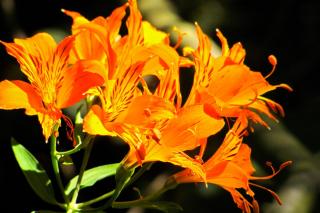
top-left (0, 0), bottom-right (319, 212)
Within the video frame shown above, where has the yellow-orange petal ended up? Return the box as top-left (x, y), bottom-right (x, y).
top-left (208, 65), bottom-right (270, 106)
top-left (106, 3), bottom-right (128, 43)
top-left (195, 23), bottom-right (213, 68)
top-left (14, 33), bottom-right (56, 60)
top-left (38, 112), bottom-right (58, 142)
top-left (116, 94), bottom-right (176, 127)
top-left (69, 29), bottom-right (106, 63)
top-left (205, 130), bottom-right (243, 171)
top-left (142, 44), bottom-right (180, 78)
top-left (230, 144), bottom-right (255, 175)
top-left (142, 21), bottom-right (168, 45)
top-left (216, 29), bottom-right (229, 56)
top-left (61, 9), bottom-right (90, 34)
top-left (57, 60), bottom-right (105, 108)
top-left (161, 105), bottom-right (225, 151)
top-left (202, 144), bottom-right (255, 194)
top-left (146, 147), bottom-right (207, 183)
top-left (229, 42), bottom-right (246, 64)
top-left (1, 33), bottom-right (56, 82)
top-left (168, 151), bottom-right (207, 183)
top-left (0, 80), bottom-right (42, 114)
top-left (126, 0), bottom-right (143, 46)
top-left (83, 105), bottom-right (117, 136)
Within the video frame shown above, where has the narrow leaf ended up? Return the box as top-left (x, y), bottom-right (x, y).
top-left (65, 163), bottom-right (119, 196)
top-left (112, 164), bottom-right (135, 202)
top-left (11, 138), bottom-right (57, 205)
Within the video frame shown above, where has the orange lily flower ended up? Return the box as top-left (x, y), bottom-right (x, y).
top-left (63, 0), bottom-right (171, 114)
top-left (85, 92), bottom-right (224, 181)
top-left (80, 22), bottom-right (224, 180)
top-left (185, 24), bottom-right (292, 129)
top-left (0, 33), bottom-right (104, 141)
top-left (62, 2), bottom-right (128, 65)
top-left (75, 0), bottom-right (224, 178)
top-left (76, 0), bottom-right (190, 136)
top-left (124, 96), bottom-right (224, 179)
top-left (63, 0), bottom-right (171, 76)
top-left (174, 118), bottom-right (291, 213)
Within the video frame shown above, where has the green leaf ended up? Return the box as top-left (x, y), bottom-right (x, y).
top-left (11, 138), bottom-right (57, 205)
top-left (65, 163), bottom-right (120, 196)
top-left (112, 164), bottom-right (135, 202)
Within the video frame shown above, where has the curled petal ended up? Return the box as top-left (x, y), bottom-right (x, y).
top-left (216, 28), bottom-right (229, 57)
top-left (61, 9), bottom-right (90, 33)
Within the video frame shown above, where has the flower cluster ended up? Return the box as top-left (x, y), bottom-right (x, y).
top-left (0, 0), bottom-right (292, 212)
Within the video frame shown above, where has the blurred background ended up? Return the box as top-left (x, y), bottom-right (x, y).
top-left (0, 0), bottom-right (319, 212)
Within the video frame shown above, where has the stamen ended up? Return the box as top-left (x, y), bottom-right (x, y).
top-left (135, 144), bottom-right (146, 166)
top-left (251, 161), bottom-right (292, 181)
top-left (250, 182), bottom-right (282, 205)
top-left (61, 114), bottom-right (76, 146)
top-left (266, 161), bottom-right (276, 174)
top-left (252, 199), bottom-right (260, 213)
top-left (265, 55), bottom-right (277, 79)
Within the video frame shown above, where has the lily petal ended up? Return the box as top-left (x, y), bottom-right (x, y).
top-left (57, 60), bottom-right (105, 108)
top-left (0, 80), bottom-right (42, 115)
top-left (161, 105), bottom-right (225, 151)
top-left (142, 21), bottom-right (168, 45)
top-left (83, 105), bottom-right (117, 136)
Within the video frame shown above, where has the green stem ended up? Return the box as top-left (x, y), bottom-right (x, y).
top-left (127, 163), bottom-right (153, 187)
top-left (112, 180), bottom-right (178, 209)
top-left (86, 177), bottom-right (178, 212)
top-left (77, 189), bottom-right (115, 208)
top-left (50, 133), bottom-right (70, 205)
top-left (56, 144), bottom-right (83, 156)
top-left (56, 135), bottom-right (93, 156)
top-left (84, 165), bottom-right (135, 211)
top-left (145, 179), bottom-right (178, 201)
top-left (67, 138), bottom-right (94, 212)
